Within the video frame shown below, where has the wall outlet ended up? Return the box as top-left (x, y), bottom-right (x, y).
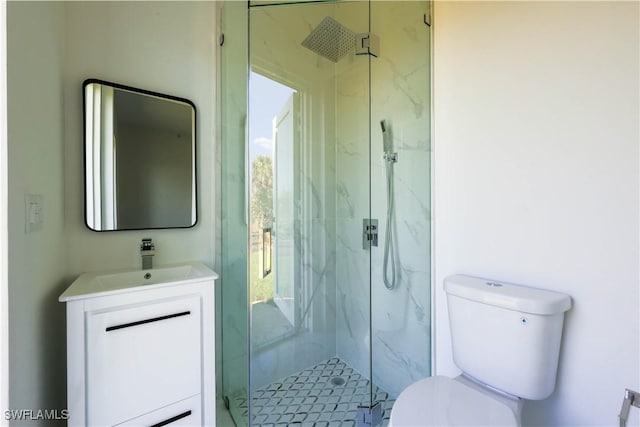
top-left (25, 194), bottom-right (43, 233)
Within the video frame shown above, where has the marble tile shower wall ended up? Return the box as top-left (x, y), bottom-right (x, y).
top-left (336, 2), bottom-right (431, 398)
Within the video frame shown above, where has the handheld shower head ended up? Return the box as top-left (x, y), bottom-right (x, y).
top-left (381, 119), bottom-right (398, 290)
top-left (381, 119), bottom-right (393, 153)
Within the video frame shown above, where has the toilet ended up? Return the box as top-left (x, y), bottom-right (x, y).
top-left (390, 274), bottom-right (572, 426)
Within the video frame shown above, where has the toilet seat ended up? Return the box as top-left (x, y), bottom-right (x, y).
top-left (389, 376), bottom-right (519, 427)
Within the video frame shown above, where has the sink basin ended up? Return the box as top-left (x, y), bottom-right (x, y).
top-left (97, 265), bottom-right (192, 288)
top-left (59, 262), bottom-right (218, 302)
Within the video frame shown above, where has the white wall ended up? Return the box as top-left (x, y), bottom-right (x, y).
top-left (0, 1), bottom-right (9, 423)
top-left (433, 1), bottom-right (639, 425)
top-left (6, 1), bottom-right (217, 421)
top-left (63, 1), bottom-right (216, 276)
top-left (7, 2), bottom-right (68, 421)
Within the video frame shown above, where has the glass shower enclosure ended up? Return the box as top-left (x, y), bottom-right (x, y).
top-left (220, 1), bottom-right (431, 425)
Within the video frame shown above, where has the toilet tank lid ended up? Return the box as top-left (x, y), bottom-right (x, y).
top-left (444, 275), bottom-right (572, 315)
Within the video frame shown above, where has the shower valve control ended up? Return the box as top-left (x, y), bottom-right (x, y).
top-left (363, 218), bottom-right (379, 250)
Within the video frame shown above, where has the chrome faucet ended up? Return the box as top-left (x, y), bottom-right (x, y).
top-left (140, 238), bottom-right (155, 269)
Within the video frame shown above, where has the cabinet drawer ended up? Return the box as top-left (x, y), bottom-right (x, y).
top-left (86, 296), bottom-right (201, 426)
top-left (115, 394), bottom-right (201, 427)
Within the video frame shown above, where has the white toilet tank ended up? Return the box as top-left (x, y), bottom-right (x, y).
top-left (445, 275), bottom-right (571, 400)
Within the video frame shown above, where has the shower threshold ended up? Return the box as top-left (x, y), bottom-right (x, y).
top-left (228, 357), bottom-right (394, 427)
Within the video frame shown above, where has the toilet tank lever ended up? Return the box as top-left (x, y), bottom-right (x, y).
top-left (619, 388), bottom-right (640, 427)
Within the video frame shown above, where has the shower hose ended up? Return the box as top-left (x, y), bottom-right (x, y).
top-left (383, 156), bottom-right (397, 290)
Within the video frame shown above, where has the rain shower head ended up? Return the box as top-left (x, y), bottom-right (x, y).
top-left (302, 16), bottom-right (355, 63)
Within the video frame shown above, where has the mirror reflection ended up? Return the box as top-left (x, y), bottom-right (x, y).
top-left (84, 79), bottom-right (197, 231)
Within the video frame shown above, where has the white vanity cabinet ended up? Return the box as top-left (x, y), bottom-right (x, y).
top-left (59, 262), bottom-right (217, 427)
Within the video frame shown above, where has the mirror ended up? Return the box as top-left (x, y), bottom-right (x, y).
top-left (83, 79), bottom-right (197, 231)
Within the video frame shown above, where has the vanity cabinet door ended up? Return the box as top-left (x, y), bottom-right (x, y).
top-left (114, 395), bottom-right (201, 427)
top-left (85, 295), bottom-right (202, 426)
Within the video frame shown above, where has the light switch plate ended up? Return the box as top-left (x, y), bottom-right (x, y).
top-left (25, 194), bottom-right (43, 233)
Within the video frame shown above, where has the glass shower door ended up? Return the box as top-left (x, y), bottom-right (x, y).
top-left (247, 1), bottom-right (375, 425)
top-left (219, 1), bottom-right (250, 424)
top-left (369, 0), bottom-right (432, 414)
top-left (220, 2), bottom-right (431, 426)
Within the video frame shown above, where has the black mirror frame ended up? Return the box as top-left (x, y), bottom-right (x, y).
top-left (82, 78), bottom-right (198, 232)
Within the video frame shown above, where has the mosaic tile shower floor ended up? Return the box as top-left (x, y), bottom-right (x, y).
top-left (229, 357), bottom-right (395, 427)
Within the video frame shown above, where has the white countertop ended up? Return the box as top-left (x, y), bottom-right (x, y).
top-left (59, 261), bottom-right (218, 302)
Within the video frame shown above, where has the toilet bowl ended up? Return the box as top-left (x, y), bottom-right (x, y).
top-left (390, 275), bottom-right (571, 427)
top-left (389, 375), bottom-right (522, 426)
